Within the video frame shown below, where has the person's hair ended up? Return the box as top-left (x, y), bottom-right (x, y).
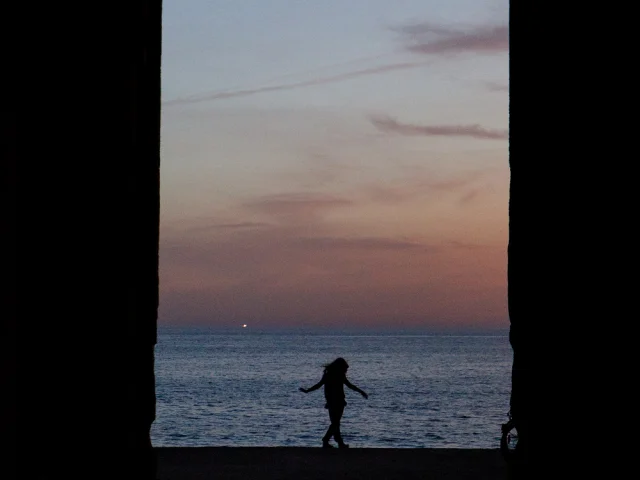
top-left (323, 357), bottom-right (349, 375)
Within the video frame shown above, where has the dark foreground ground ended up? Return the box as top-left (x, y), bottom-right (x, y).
top-left (156, 447), bottom-right (508, 480)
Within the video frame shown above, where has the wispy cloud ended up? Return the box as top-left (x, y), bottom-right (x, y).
top-left (447, 240), bottom-right (494, 250)
top-left (186, 221), bottom-right (271, 232)
top-left (298, 236), bottom-right (432, 251)
top-left (484, 81), bottom-right (509, 92)
top-left (162, 23), bottom-right (507, 105)
top-left (423, 172), bottom-right (489, 192)
top-left (370, 115), bottom-right (508, 140)
top-left (160, 225), bottom-right (439, 291)
top-left (458, 188), bottom-right (481, 205)
top-left (361, 168), bottom-right (496, 207)
top-left (163, 61), bottom-right (429, 106)
top-left (242, 192), bottom-right (353, 223)
top-left (394, 24), bottom-right (509, 55)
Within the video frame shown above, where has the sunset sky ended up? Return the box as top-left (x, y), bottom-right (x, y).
top-left (159, 0), bottom-right (509, 332)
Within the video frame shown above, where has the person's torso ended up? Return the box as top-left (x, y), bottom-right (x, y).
top-left (323, 372), bottom-right (345, 403)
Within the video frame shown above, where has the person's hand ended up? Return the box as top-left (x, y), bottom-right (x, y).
top-left (361, 392), bottom-right (368, 399)
top-left (299, 387), bottom-right (308, 393)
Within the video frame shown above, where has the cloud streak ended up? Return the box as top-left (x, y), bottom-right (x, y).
top-left (363, 171), bottom-right (485, 205)
top-left (297, 236), bottom-right (432, 252)
top-left (162, 23), bottom-right (507, 105)
top-left (395, 24), bottom-right (509, 55)
top-left (484, 81), bottom-right (509, 92)
top-left (242, 192), bottom-right (353, 223)
top-left (164, 61), bottom-right (429, 105)
top-left (370, 115), bottom-right (508, 140)
top-left (186, 221), bottom-right (271, 233)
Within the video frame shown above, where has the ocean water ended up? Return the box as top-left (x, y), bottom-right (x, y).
top-left (151, 328), bottom-right (512, 448)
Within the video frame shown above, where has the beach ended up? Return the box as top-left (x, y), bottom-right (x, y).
top-left (156, 447), bottom-right (508, 480)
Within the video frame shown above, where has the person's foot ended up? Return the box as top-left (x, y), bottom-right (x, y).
top-left (322, 441), bottom-right (334, 448)
top-left (338, 443), bottom-right (350, 449)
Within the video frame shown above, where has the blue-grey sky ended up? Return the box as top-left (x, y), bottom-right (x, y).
top-left (160, 0), bottom-right (509, 331)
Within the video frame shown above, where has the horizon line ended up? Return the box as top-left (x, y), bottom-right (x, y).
top-left (156, 325), bottom-right (509, 336)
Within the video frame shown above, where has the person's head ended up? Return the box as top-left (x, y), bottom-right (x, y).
top-left (324, 357), bottom-right (349, 375)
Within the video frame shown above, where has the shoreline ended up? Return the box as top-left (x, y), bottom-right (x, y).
top-left (156, 447), bottom-right (508, 479)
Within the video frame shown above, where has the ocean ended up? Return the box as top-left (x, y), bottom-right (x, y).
top-left (151, 328), bottom-right (512, 449)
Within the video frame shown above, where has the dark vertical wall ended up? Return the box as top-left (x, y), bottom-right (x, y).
top-left (126, 2), bottom-right (162, 477)
top-left (508, 4), bottom-right (622, 476)
top-left (2, 81), bottom-right (17, 480)
top-left (507, 5), bottom-right (568, 474)
top-left (4, 1), bottom-right (162, 478)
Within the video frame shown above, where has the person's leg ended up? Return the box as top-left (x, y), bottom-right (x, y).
top-left (322, 409), bottom-right (335, 447)
top-left (330, 405), bottom-right (348, 448)
top-left (322, 421), bottom-right (334, 447)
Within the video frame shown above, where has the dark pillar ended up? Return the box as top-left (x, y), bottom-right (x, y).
top-left (507, 5), bottom-right (574, 474)
top-left (4, 1), bottom-right (162, 478)
top-left (125, 2), bottom-right (162, 477)
top-left (1, 82), bottom-right (18, 480)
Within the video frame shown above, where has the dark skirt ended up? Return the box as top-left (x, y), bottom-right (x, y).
top-left (325, 399), bottom-right (347, 409)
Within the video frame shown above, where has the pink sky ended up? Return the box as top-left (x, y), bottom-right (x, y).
top-left (159, 0), bottom-right (509, 331)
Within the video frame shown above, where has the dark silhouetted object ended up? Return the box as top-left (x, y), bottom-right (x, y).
top-left (4, 1), bottom-right (161, 478)
top-left (300, 357), bottom-right (368, 448)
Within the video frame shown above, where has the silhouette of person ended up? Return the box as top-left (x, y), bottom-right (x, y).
top-left (299, 357), bottom-right (368, 448)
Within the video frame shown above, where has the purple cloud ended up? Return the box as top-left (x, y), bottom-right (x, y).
top-left (242, 193), bottom-right (353, 223)
top-left (447, 240), bottom-right (495, 250)
top-left (394, 24), bottom-right (509, 55)
top-left (484, 81), bottom-right (509, 92)
top-left (186, 221), bottom-right (270, 233)
top-left (370, 115), bottom-right (508, 140)
top-left (297, 236), bottom-right (432, 251)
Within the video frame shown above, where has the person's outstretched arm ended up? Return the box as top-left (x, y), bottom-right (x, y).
top-left (299, 375), bottom-right (325, 393)
top-left (344, 378), bottom-right (368, 399)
